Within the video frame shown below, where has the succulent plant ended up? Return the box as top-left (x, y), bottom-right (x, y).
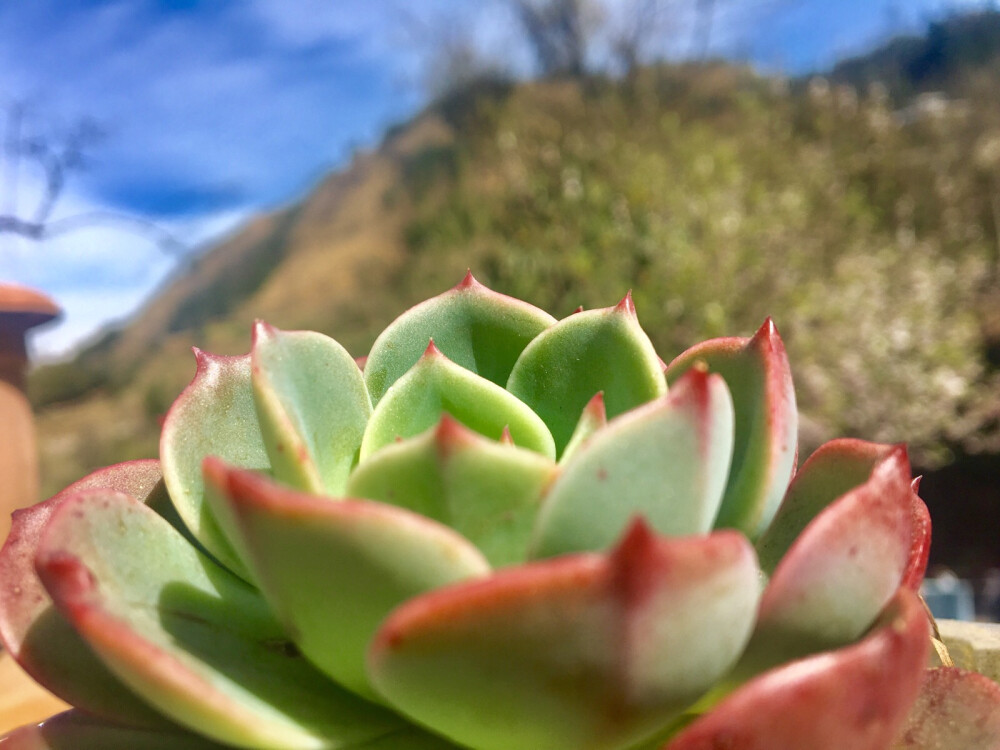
top-left (2, 273), bottom-right (999, 750)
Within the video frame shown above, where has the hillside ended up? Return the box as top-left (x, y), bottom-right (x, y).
top-left (26, 16), bottom-right (1000, 575)
top-left (30, 112), bottom-right (455, 493)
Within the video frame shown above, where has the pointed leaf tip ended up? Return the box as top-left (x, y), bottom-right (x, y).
top-left (911, 476), bottom-right (922, 493)
top-left (423, 338), bottom-right (442, 358)
top-left (433, 413), bottom-right (479, 456)
top-left (583, 390), bottom-right (607, 418)
top-left (250, 320), bottom-right (282, 351)
top-left (615, 290), bottom-right (636, 316)
top-left (455, 269), bottom-right (481, 290)
top-left (759, 316), bottom-right (777, 335)
top-left (608, 517), bottom-right (657, 603)
top-left (500, 425), bottom-right (514, 445)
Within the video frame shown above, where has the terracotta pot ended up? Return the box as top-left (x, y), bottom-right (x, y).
top-left (0, 283), bottom-right (60, 543)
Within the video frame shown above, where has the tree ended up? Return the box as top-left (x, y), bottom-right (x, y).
top-left (608, 0), bottom-right (676, 75)
top-left (509, 0), bottom-right (599, 76)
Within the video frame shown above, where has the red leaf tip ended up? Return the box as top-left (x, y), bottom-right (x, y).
top-left (614, 290), bottom-right (636, 317)
top-left (583, 391), bottom-right (607, 421)
top-left (499, 425), bottom-right (514, 445)
top-left (668, 364), bottom-right (713, 411)
top-left (910, 476), bottom-right (922, 493)
top-left (251, 319), bottom-right (277, 345)
top-left (434, 413), bottom-right (477, 456)
top-left (749, 317), bottom-right (783, 354)
top-left (423, 338), bottom-right (443, 358)
top-left (609, 516), bottom-right (659, 606)
top-left (455, 269), bottom-right (483, 291)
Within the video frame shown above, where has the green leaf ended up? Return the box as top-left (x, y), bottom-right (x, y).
top-left (251, 321), bottom-right (372, 495)
top-left (360, 342), bottom-right (555, 461)
top-left (160, 349), bottom-right (266, 579)
top-left (756, 439), bottom-right (897, 575)
top-left (0, 462), bottom-right (175, 727)
top-left (507, 293), bottom-right (667, 457)
top-left (531, 369), bottom-right (734, 559)
top-left (347, 415), bottom-right (558, 567)
top-left (665, 319), bottom-right (797, 540)
top-left (364, 271), bottom-right (556, 404)
top-left (369, 522), bottom-right (760, 750)
top-left (202, 459), bottom-right (491, 701)
top-left (35, 490), bottom-right (404, 750)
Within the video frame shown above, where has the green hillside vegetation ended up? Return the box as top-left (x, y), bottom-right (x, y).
top-left (28, 14), bottom-right (1000, 498)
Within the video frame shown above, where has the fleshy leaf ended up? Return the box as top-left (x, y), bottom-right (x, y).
top-left (744, 447), bottom-right (915, 670)
top-left (665, 319), bottom-right (797, 539)
top-left (756, 439), bottom-right (897, 575)
top-left (0, 710), bottom-right (229, 749)
top-left (360, 342), bottom-right (555, 460)
top-left (902, 481), bottom-right (931, 591)
top-left (251, 321), bottom-right (372, 495)
top-left (347, 416), bottom-right (558, 567)
top-left (530, 369), bottom-right (734, 559)
top-left (202, 459), bottom-right (491, 701)
top-left (0, 461), bottom-right (174, 726)
top-left (161, 350), bottom-right (266, 578)
top-left (507, 293), bottom-right (668, 456)
top-left (34, 490), bottom-right (404, 750)
top-left (664, 588), bottom-right (929, 750)
top-left (559, 391), bottom-right (608, 464)
top-left (369, 522), bottom-right (760, 750)
top-left (891, 667), bottom-right (1000, 749)
top-left (364, 271), bottom-right (556, 403)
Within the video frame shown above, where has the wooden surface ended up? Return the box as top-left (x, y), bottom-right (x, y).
top-left (0, 652), bottom-right (67, 735)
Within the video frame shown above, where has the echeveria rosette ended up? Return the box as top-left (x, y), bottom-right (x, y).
top-left (0, 273), bottom-right (997, 750)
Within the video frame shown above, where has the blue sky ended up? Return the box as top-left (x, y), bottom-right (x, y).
top-left (0, 0), bottom-right (990, 358)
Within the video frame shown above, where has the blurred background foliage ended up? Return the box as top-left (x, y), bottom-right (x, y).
top-left (23, 6), bottom-right (1000, 571)
top-left (402, 62), bottom-right (1000, 467)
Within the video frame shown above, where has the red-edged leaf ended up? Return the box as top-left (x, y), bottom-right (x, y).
top-left (33, 490), bottom-right (403, 749)
top-left (891, 667), bottom-right (1000, 749)
top-left (0, 462), bottom-right (171, 726)
top-left (160, 349), bottom-right (266, 579)
top-left (369, 522), bottom-right (760, 750)
top-left (202, 458), bottom-right (490, 701)
top-left (756, 439), bottom-right (898, 574)
top-left (530, 369), bottom-right (734, 558)
top-left (663, 587), bottom-right (930, 750)
top-left (665, 319), bottom-right (797, 539)
top-left (902, 479), bottom-right (931, 592)
top-left (750, 446), bottom-right (915, 662)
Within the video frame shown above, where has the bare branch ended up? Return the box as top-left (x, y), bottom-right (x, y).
top-left (0, 102), bottom-right (184, 257)
top-left (0, 209), bottom-right (185, 256)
